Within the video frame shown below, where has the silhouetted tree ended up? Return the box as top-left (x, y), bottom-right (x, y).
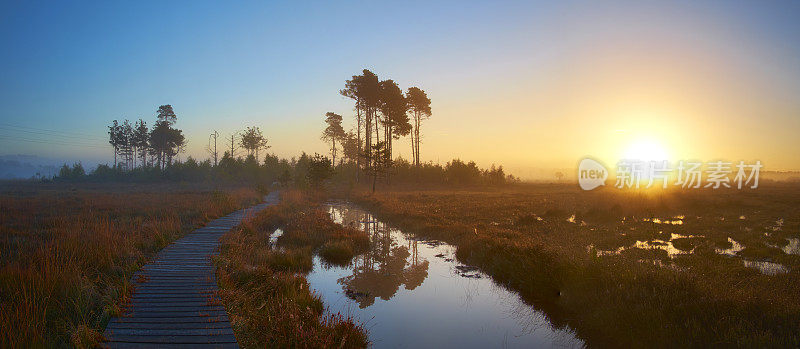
top-left (342, 70), bottom-right (380, 181)
top-left (58, 162), bottom-right (86, 180)
top-left (149, 121), bottom-right (185, 170)
top-left (107, 120), bottom-right (123, 168)
top-left (366, 141), bottom-right (391, 193)
top-left (146, 105), bottom-right (185, 170)
top-left (321, 112), bottom-right (345, 165)
top-left (157, 104), bottom-right (177, 126)
top-left (378, 79), bottom-right (409, 165)
top-left (445, 159), bottom-right (481, 185)
top-left (406, 87), bottom-right (431, 167)
top-left (341, 131), bottom-right (359, 165)
top-left (307, 154), bottom-right (333, 188)
top-left (120, 120), bottom-right (134, 170)
top-left (134, 119), bottom-right (149, 167)
top-left (240, 126), bottom-right (269, 159)
top-left (485, 164), bottom-right (506, 185)
top-left (341, 74), bottom-right (364, 181)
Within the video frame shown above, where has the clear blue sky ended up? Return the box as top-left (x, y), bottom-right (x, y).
top-left (1, 1), bottom-right (799, 174)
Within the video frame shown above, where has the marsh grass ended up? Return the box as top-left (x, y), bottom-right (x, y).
top-left (319, 241), bottom-right (357, 266)
top-left (0, 182), bottom-right (259, 347)
top-left (214, 190), bottom-right (369, 348)
top-left (351, 183), bottom-right (800, 347)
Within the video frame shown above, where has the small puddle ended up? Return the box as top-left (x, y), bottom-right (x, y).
top-left (642, 217), bottom-right (684, 225)
top-left (714, 237), bottom-right (789, 275)
top-left (715, 237), bottom-right (744, 257)
top-left (742, 260), bottom-right (789, 275)
top-left (589, 233), bottom-right (698, 259)
top-left (307, 202), bottom-right (583, 348)
top-left (783, 238), bottom-right (800, 255)
top-left (268, 228), bottom-right (283, 246)
top-left (566, 214), bottom-right (586, 226)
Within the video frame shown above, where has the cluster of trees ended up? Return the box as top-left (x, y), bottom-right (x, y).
top-left (108, 105), bottom-right (273, 174)
top-left (65, 82), bottom-right (517, 188)
top-left (321, 69), bottom-right (432, 189)
top-left (320, 69), bottom-right (517, 189)
top-left (108, 105), bottom-right (185, 170)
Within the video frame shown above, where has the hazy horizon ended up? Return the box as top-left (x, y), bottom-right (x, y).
top-left (2, 1), bottom-right (799, 178)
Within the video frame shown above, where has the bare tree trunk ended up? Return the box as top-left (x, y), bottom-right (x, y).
top-left (385, 123), bottom-right (391, 185)
top-left (410, 132), bottom-right (415, 167)
top-left (356, 102), bottom-right (361, 183)
top-left (374, 115), bottom-right (380, 148)
top-left (374, 115), bottom-right (380, 184)
top-left (414, 113), bottom-right (420, 167)
top-left (365, 107), bottom-right (372, 180)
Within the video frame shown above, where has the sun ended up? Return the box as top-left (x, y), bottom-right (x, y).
top-left (622, 138), bottom-right (670, 162)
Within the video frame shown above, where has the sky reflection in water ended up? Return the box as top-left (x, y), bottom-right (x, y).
top-left (305, 202), bottom-right (582, 348)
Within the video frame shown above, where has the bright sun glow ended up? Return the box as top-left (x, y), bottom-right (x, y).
top-left (622, 138), bottom-right (670, 162)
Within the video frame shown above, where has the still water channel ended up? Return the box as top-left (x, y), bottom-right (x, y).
top-left (304, 202), bottom-right (583, 348)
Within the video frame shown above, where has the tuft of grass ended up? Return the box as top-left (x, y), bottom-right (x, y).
top-left (319, 241), bottom-right (357, 266)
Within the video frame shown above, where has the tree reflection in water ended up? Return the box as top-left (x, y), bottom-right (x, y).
top-left (328, 204), bottom-right (429, 308)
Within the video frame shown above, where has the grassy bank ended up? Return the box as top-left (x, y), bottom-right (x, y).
top-left (214, 190), bottom-right (369, 348)
top-left (350, 183), bottom-right (800, 347)
top-left (0, 182), bottom-right (259, 347)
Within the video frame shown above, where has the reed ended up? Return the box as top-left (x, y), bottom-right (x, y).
top-left (0, 182), bottom-right (259, 347)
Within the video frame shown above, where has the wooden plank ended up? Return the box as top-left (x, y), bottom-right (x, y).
top-left (106, 321), bottom-right (231, 330)
top-left (104, 333), bottom-right (237, 344)
top-left (105, 328), bottom-right (234, 336)
top-left (123, 310), bottom-right (229, 318)
top-left (101, 192), bottom-right (279, 347)
top-left (131, 297), bottom-right (219, 303)
top-left (128, 305), bottom-right (227, 313)
top-left (109, 316), bottom-right (229, 324)
top-left (103, 343), bottom-right (238, 349)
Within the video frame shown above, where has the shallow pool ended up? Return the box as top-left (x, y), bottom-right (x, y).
top-left (305, 202), bottom-right (583, 348)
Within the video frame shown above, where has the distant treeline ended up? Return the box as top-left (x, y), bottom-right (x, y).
top-left (54, 70), bottom-right (519, 188)
top-left (54, 153), bottom-right (517, 187)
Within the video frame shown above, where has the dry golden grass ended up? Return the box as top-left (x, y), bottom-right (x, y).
top-left (351, 182), bottom-right (800, 347)
top-left (0, 182), bottom-right (259, 347)
top-left (214, 190), bottom-right (369, 348)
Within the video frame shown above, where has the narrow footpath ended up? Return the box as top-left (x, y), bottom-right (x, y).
top-left (102, 191), bottom-right (280, 348)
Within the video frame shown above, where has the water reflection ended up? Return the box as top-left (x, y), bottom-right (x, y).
top-left (308, 202), bottom-right (583, 348)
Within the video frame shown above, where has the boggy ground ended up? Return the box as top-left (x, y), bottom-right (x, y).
top-left (348, 182), bottom-right (800, 347)
top-left (214, 190), bottom-right (369, 348)
top-left (0, 182), bottom-right (260, 347)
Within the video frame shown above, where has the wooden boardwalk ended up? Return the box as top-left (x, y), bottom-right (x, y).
top-left (102, 192), bottom-right (280, 348)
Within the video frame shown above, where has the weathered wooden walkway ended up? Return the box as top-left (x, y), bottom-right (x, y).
top-left (102, 191), bottom-right (280, 348)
